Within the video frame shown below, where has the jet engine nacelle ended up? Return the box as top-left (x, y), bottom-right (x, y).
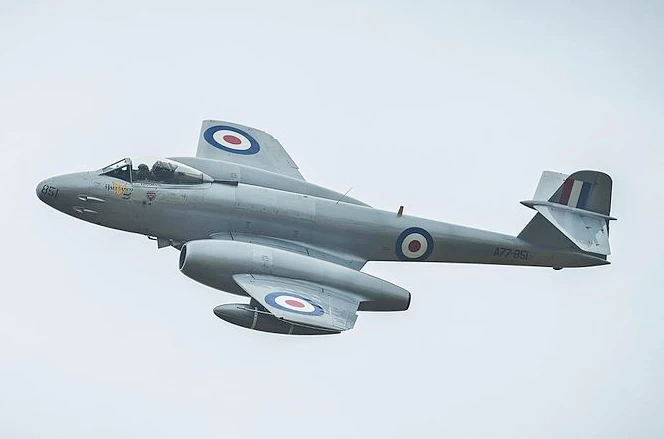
top-left (178, 239), bottom-right (410, 311)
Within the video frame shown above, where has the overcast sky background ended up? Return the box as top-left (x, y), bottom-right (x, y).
top-left (1, 1), bottom-right (663, 437)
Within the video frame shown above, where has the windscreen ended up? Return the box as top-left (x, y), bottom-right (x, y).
top-left (101, 158), bottom-right (131, 182)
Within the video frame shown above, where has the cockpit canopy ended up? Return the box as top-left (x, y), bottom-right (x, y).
top-left (100, 157), bottom-right (213, 185)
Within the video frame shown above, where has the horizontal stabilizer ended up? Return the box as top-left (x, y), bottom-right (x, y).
top-left (534, 205), bottom-right (611, 255)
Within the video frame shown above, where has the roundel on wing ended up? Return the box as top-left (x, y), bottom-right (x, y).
top-left (395, 227), bottom-right (434, 261)
top-left (265, 292), bottom-right (324, 316)
top-left (203, 125), bottom-right (260, 155)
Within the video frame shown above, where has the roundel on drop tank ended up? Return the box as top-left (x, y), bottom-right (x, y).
top-left (203, 125), bottom-right (260, 155)
top-left (264, 292), bottom-right (325, 316)
top-left (395, 227), bottom-right (434, 261)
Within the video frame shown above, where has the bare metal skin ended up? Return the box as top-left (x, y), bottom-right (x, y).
top-left (36, 121), bottom-right (615, 335)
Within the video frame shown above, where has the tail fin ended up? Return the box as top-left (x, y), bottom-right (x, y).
top-left (519, 170), bottom-right (615, 256)
top-left (548, 170), bottom-right (612, 215)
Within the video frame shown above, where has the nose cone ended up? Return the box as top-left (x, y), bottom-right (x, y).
top-left (36, 181), bottom-right (45, 199)
top-left (35, 172), bottom-right (91, 211)
top-left (36, 179), bottom-right (54, 203)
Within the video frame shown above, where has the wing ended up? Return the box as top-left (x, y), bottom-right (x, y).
top-left (233, 274), bottom-right (360, 332)
top-left (196, 120), bottom-right (304, 180)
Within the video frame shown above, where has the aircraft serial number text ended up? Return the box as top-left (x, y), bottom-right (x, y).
top-left (494, 247), bottom-right (529, 260)
top-left (41, 185), bottom-right (59, 198)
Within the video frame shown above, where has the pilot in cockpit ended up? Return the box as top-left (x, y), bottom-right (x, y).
top-left (134, 163), bottom-right (151, 181)
top-left (101, 157), bottom-right (211, 185)
top-left (151, 160), bottom-right (177, 183)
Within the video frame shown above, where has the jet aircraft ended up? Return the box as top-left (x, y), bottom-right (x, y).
top-left (37, 121), bottom-right (616, 335)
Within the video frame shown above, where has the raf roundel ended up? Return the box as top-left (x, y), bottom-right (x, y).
top-left (203, 125), bottom-right (260, 155)
top-left (265, 292), bottom-right (325, 316)
top-left (396, 227), bottom-right (434, 261)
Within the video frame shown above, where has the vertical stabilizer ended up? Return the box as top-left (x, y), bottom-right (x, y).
top-left (548, 170), bottom-right (613, 216)
top-left (519, 170), bottom-right (615, 257)
top-left (533, 171), bottom-right (568, 201)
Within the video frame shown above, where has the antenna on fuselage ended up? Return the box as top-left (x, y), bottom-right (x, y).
top-left (335, 187), bottom-right (353, 204)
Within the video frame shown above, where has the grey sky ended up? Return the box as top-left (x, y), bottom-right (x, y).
top-left (1, 1), bottom-right (663, 437)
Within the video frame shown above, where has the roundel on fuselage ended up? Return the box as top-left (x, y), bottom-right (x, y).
top-left (395, 227), bottom-right (434, 261)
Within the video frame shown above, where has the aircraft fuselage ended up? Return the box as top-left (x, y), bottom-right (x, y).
top-left (37, 168), bottom-right (607, 282)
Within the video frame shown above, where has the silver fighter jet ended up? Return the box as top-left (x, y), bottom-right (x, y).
top-left (37, 120), bottom-right (617, 335)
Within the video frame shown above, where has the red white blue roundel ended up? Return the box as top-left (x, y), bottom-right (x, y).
top-left (265, 292), bottom-right (324, 316)
top-left (396, 227), bottom-right (434, 261)
top-left (203, 125), bottom-right (260, 155)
